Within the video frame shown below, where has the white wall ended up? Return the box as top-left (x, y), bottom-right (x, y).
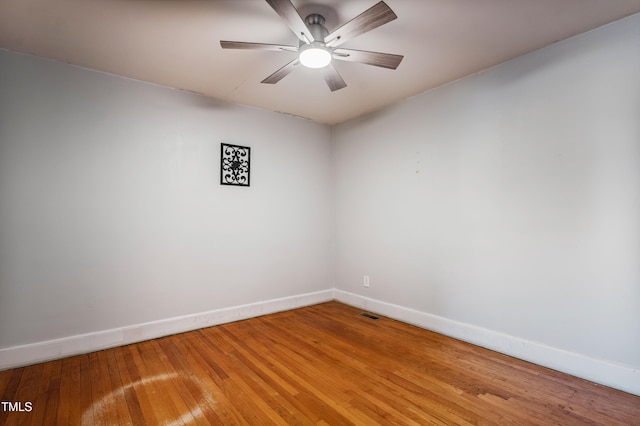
top-left (333, 15), bottom-right (640, 392)
top-left (0, 50), bottom-right (333, 355)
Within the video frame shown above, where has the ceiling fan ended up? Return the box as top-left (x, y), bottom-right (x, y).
top-left (220, 0), bottom-right (403, 91)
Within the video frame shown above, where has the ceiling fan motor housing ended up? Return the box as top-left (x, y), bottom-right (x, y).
top-left (304, 14), bottom-right (329, 44)
top-left (298, 13), bottom-right (332, 69)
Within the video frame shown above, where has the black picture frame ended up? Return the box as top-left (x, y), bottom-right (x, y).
top-left (220, 143), bottom-right (251, 186)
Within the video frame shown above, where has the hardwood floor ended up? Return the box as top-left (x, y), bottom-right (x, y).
top-left (1, 302), bottom-right (638, 425)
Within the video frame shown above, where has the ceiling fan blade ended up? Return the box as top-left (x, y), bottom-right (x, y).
top-left (265, 0), bottom-right (315, 43)
top-left (324, 1), bottom-right (397, 48)
top-left (220, 41), bottom-right (298, 52)
top-left (333, 48), bottom-right (403, 69)
top-left (320, 63), bottom-right (347, 92)
top-left (261, 58), bottom-right (300, 84)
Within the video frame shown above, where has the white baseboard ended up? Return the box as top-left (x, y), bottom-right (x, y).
top-left (334, 289), bottom-right (640, 396)
top-left (3, 288), bottom-right (638, 396)
top-left (0, 289), bottom-right (334, 371)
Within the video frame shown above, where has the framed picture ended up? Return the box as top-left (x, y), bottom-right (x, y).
top-left (220, 143), bottom-right (251, 186)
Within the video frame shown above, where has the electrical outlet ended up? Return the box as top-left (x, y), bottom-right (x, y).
top-left (363, 275), bottom-right (370, 288)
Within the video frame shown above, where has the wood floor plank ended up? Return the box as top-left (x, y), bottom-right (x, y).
top-left (14, 362), bottom-right (45, 426)
top-left (39, 359), bottom-right (62, 426)
top-left (78, 354), bottom-right (96, 425)
top-left (54, 357), bottom-right (72, 425)
top-left (283, 312), bottom-right (483, 424)
top-left (0, 368), bottom-right (23, 402)
top-left (213, 343), bottom-right (311, 425)
top-left (251, 317), bottom-right (447, 424)
top-left (63, 355), bottom-right (83, 426)
top-left (0, 368), bottom-right (17, 402)
top-left (214, 320), bottom-right (360, 425)
top-left (155, 337), bottom-right (223, 425)
top-left (196, 330), bottom-right (287, 425)
top-left (0, 301), bottom-right (638, 425)
top-left (0, 369), bottom-right (25, 426)
top-left (129, 343), bottom-right (187, 425)
top-left (258, 310), bottom-right (474, 424)
top-left (223, 326), bottom-right (361, 425)
top-left (138, 340), bottom-right (196, 425)
top-left (116, 345), bottom-right (159, 425)
top-left (97, 349), bottom-right (132, 426)
top-left (147, 340), bottom-right (210, 426)
top-left (112, 347), bottom-right (146, 426)
top-left (168, 332), bottom-right (252, 424)
top-left (225, 323), bottom-right (371, 426)
top-left (88, 351), bottom-right (112, 426)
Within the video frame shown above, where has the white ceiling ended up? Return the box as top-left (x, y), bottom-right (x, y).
top-left (1, 0), bottom-right (638, 124)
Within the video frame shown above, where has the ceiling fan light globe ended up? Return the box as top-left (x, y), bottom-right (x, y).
top-left (299, 47), bottom-right (331, 69)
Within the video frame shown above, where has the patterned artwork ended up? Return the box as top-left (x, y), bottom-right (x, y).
top-left (220, 143), bottom-right (251, 186)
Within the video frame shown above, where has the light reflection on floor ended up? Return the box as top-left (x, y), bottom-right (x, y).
top-left (81, 372), bottom-right (215, 425)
